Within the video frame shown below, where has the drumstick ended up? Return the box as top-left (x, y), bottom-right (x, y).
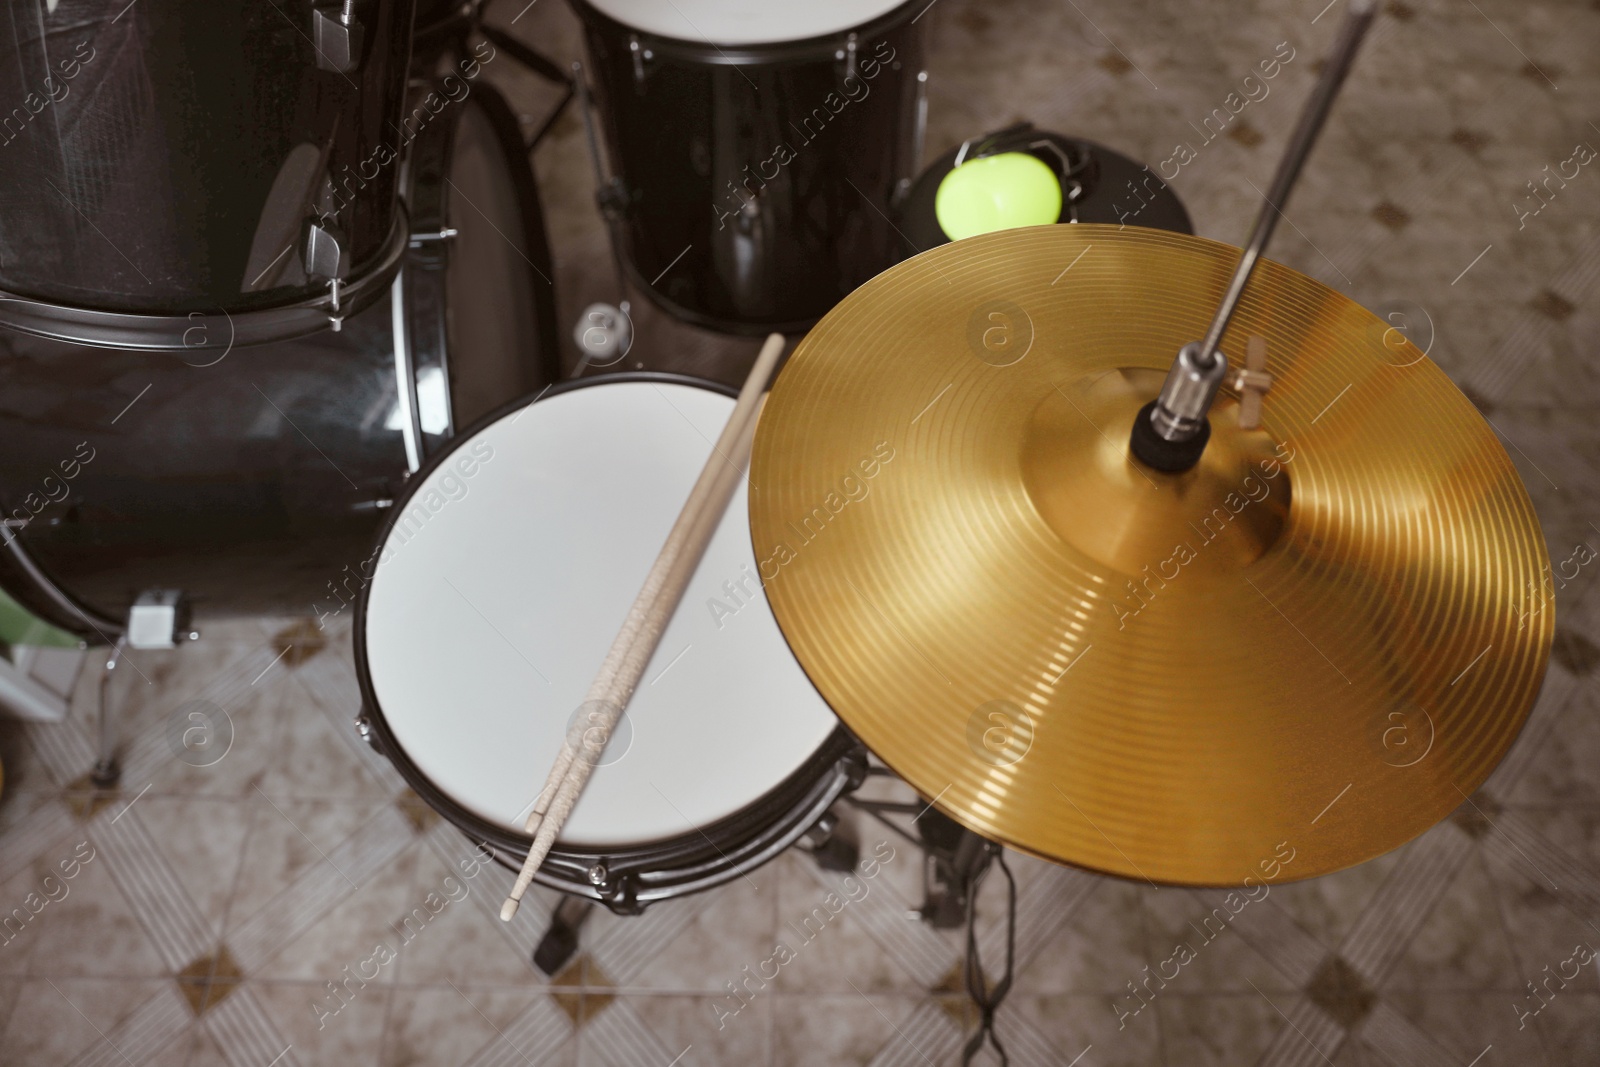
top-left (501, 333), bottom-right (786, 921)
top-left (514, 401), bottom-right (761, 842)
top-left (514, 351), bottom-right (778, 844)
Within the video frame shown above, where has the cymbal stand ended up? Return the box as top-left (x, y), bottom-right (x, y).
top-left (568, 61), bottom-right (636, 375)
top-left (1129, 0), bottom-right (1378, 473)
top-left (844, 767), bottom-right (1019, 1064)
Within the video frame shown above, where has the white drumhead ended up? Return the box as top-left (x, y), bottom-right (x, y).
top-left (584, 0), bottom-right (913, 46)
top-left (363, 380), bottom-right (838, 847)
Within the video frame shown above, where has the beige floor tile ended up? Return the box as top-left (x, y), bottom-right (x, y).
top-left (0, 718), bottom-right (62, 796)
top-left (768, 993), bottom-right (937, 1067)
top-left (769, 852), bottom-right (949, 994)
top-left (1009, 992), bottom-right (1161, 1067)
top-left (1521, 805), bottom-right (1600, 875)
top-left (379, 985), bottom-right (575, 1067)
top-left (1139, 885), bottom-right (1300, 995)
top-left (0, 974), bottom-right (22, 1040)
top-left (145, 681), bottom-right (287, 799)
top-left (1508, 685), bottom-right (1600, 806)
top-left (251, 979), bottom-right (389, 1067)
top-left (175, 1024), bottom-right (234, 1067)
top-left (0, 976), bottom-right (173, 1064)
top-left (625, 992), bottom-right (771, 1067)
top-left (386, 844), bottom-right (538, 987)
top-left (1157, 992), bottom-right (1303, 1067)
top-left (0, 861), bottom-right (49, 977)
top-left (225, 795), bottom-right (401, 933)
top-left (1268, 848), bottom-right (1403, 953)
top-left (1381, 853), bottom-right (1522, 991)
top-left (1011, 878), bottom-right (1153, 995)
top-left (132, 795), bottom-right (258, 934)
top-left (22, 835), bottom-right (169, 979)
top-left (1538, 991), bottom-right (1600, 1067)
top-left (623, 865), bottom-right (778, 994)
top-left (1485, 842), bottom-right (1600, 984)
top-left (249, 843), bottom-right (425, 985)
top-left (1384, 990), bottom-right (1550, 1067)
top-left (253, 680), bottom-right (392, 800)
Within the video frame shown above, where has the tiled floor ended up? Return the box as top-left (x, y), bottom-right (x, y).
top-left (4, 0), bottom-right (1600, 1064)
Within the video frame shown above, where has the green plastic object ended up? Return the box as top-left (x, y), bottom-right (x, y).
top-left (0, 584), bottom-right (80, 650)
top-left (934, 151), bottom-right (1063, 241)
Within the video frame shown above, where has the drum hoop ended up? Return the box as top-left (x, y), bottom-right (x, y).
top-left (352, 371), bottom-right (859, 907)
top-left (402, 77), bottom-right (562, 388)
top-left (0, 210), bottom-right (410, 353)
top-left (570, 0), bottom-right (923, 65)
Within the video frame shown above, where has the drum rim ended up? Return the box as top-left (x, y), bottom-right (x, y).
top-left (0, 210), bottom-right (411, 354)
top-left (570, 0), bottom-right (923, 63)
top-left (351, 371), bottom-right (857, 906)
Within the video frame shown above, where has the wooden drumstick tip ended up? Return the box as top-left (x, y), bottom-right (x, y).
top-left (500, 896), bottom-right (520, 922)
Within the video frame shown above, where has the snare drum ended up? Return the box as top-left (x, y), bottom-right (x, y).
top-left (355, 375), bottom-right (864, 912)
top-left (572, 0), bottom-right (927, 334)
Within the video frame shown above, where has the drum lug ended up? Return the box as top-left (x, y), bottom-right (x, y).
top-left (585, 861), bottom-right (644, 915)
top-left (303, 221), bottom-right (350, 283)
top-left (836, 32), bottom-right (858, 83)
top-left (354, 713), bottom-right (383, 753)
top-left (312, 1), bottom-right (365, 75)
top-left (627, 35), bottom-right (652, 83)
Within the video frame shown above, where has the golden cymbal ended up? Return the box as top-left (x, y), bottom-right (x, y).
top-left (749, 224), bottom-right (1552, 885)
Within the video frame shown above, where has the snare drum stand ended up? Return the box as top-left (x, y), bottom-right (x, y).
top-left (845, 767), bottom-right (1019, 1066)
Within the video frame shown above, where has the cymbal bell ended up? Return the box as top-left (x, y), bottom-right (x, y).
top-left (749, 224), bottom-right (1551, 885)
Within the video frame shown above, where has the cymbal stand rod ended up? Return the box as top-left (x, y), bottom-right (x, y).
top-left (1131, 0), bottom-right (1377, 471)
top-left (573, 62), bottom-right (632, 317)
top-left (1195, 0), bottom-right (1378, 368)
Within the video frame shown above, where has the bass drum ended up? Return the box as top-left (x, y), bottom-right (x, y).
top-left (0, 80), bottom-right (559, 634)
top-left (573, 0), bottom-right (927, 334)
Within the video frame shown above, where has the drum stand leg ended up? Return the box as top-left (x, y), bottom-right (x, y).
top-left (845, 771), bottom-right (1019, 1065)
top-left (531, 894), bottom-right (595, 977)
top-left (87, 591), bottom-right (191, 787)
top-left (474, 22), bottom-right (574, 152)
top-left (89, 637), bottom-right (126, 788)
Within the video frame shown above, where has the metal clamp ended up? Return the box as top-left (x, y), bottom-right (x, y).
top-left (312, 0), bottom-right (365, 74)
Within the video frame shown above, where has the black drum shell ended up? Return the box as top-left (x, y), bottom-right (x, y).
top-left (572, 0), bottom-right (926, 334)
top-left (0, 0), bottom-right (415, 314)
top-left (0, 81), bottom-right (557, 632)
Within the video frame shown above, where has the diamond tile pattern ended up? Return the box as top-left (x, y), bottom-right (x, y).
top-left (3, 0), bottom-right (1599, 1063)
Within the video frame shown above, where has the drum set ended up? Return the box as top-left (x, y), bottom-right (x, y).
top-left (0, 1), bottom-right (1554, 1062)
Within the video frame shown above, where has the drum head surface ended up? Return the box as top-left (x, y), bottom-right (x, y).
top-left (583, 0), bottom-right (912, 45)
top-left (363, 380), bottom-right (839, 847)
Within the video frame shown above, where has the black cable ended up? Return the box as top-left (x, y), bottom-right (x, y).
top-left (961, 846), bottom-right (1016, 1065)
